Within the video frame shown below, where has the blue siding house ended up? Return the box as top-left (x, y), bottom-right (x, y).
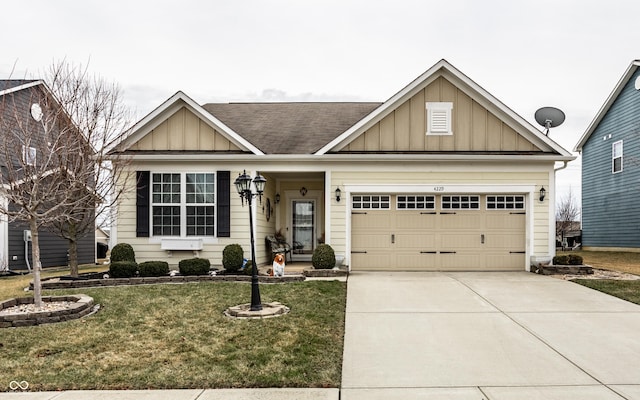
top-left (574, 60), bottom-right (640, 251)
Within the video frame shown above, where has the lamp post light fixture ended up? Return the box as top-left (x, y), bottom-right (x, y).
top-left (234, 170), bottom-right (266, 311)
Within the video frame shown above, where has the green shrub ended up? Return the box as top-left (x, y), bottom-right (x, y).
top-left (568, 254), bottom-right (584, 265)
top-left (312, 244), bottom-right (336, 269)
top-left (222, 244), bottom-right (244, 272)
top-left (242, 260), bottom-right (256, 276)
top-left (553, 255), bottom-right (569, 265)
top-left (138, 261), bottom-right (170, 277)
top-left (109, 261), bottom-right (138, 278)
top-left (110, 243), bottom-right (136, 263)
top-left (179, 258), bottom-right (211, 276)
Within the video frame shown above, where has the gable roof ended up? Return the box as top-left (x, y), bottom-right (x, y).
top-left (316, 59), bottom-right (573, 158)
top-left (202, 102), bottom-right (380, 154)
top-left (109, 91), bottom-right (265, 155)
top-left (574, 60), bottom-right (640, 152)
top-left (0, 80), bottom-right (41, 96)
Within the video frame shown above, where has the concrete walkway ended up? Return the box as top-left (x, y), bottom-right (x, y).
top-left (341, 271), bottom-right (640, 399)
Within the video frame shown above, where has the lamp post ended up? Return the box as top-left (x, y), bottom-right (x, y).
top-left (234, 170), bottom-right (266, 311)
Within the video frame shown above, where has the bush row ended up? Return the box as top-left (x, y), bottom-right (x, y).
top-left (553, 254), bottom-right (584, 265)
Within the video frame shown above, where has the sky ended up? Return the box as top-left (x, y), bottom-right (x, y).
top-left (3, 0), bottom-right (640, 210)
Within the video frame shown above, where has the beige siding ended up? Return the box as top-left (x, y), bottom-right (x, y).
top-left (341, 76), bottom-right (542, 153)
top-left (131, 108), bottom-right (242, 152)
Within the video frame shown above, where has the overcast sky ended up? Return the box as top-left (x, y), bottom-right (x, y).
top-left (3, 0), bottom-right (640, 208)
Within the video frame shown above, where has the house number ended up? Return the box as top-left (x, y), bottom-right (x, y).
top-left (434, 186), bottom-right (445, 192)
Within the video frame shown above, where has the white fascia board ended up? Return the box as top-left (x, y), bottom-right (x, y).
top-left (344, 183), bottom-right (536, 194)
top-left (574, 60), bottom-right (640, 152)
top-left (316, 59), bottom-right (573, 157)
top-left (122, 152), bottom-right (574, 163)
top-left (108, 91), bottom-right (264, 155)
top-left (0, 80), bottom-right (44, 97)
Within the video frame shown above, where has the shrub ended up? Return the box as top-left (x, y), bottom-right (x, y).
top-left (222, 244), bottom-right (244, 272)
top-left (553, 255), bottom-right (569, 265)
top-left (242, 260), bottom-right (256, 276)
top-left (109, 261), bottom-right (138, 278)
top-left (312, 244), bottom-right (336, 269)
top-left (111, 243), bottom-right (136, 263)
top-left (179, 258), bottom-right (211, 276)
top-left (138, 261), bottom-right (170, 277)
top-left (568, 254), bottom-right (584, 265)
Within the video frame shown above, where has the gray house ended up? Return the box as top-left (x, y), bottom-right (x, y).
top-left (574, 60), bottom-right (640, 251)
top-left (0, 80), bottom-right (95, 271)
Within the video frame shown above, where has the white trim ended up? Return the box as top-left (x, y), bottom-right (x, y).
top-left (109, 91), bottom-right (264, 155)
top-left (0, 80), bottom-right (43, 97)
top-left (575, 60), bottom-right (640, 152)
top-left (324, 170), bottom-right (332, 245)
top-left (612, 140), bottom-right (623, 173)
top-left (285, 190), bottom-right (322, 251)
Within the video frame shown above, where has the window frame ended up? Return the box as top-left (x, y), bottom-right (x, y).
top-left (486, 195), bottom-right (525, 210)
top-left (151, 172), bottom-right (216, 238)
top-left (441, 195), bottom-right (480, 210)
top-left (22, 145), bottom-right (36, 166)
top-left (352, 195), bottom-right (391, 210)
top-left (396, 195), bottom-right (436, 210)
top-left (612, 140), bottom-right (623, 173)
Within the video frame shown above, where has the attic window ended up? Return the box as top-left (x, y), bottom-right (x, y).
top-left (22, 145), bottom-right (36, 166)
top-left (426, 102), bottom-right (453, 135)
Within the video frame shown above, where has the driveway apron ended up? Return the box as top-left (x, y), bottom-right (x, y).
top-left (341, 272), bottom-right (640, 400)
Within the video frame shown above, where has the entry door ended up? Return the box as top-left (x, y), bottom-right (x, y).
top-left (292, 200), bottom-right (315, 253)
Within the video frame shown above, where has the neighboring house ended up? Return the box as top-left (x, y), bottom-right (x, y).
top-left (109, 59), bottom-right (574, 272)
top-left (0, 80), bottom-right (95, 271)
top-left (556, 221), bottom-right (582, 250)
top-left (96, 227), bottom-right (110, 259)
top-left (574, 60), bottom-right (640, 252)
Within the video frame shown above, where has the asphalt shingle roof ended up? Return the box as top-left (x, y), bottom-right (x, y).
top-left (201, 102), bottom-right (381, 154)
top-left (0, 80), bottom-right (38, 92)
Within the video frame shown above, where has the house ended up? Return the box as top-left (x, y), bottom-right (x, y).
top-left (109, 59), bottom-right (574, 272)
top-left (574, 60), bottom-right (640, 252)
top-left (0, 80), bottom-right (96, 271)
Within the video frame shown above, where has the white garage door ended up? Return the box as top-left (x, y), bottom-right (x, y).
top-left (351, 194), bottom-right (526, 271)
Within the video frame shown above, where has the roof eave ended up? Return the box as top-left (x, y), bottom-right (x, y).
top-left (574, 60), bottom-right (640, 152)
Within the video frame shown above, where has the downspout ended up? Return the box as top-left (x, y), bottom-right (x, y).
top-left (554, 161), bottom-right (569, 172)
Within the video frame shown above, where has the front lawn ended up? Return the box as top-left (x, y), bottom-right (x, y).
top-left (572, 279), bottom-right (640, 305)
top-left (0, 280), bottom-right (346, 391)
top-left (557, 250), bottom-right (640, 275)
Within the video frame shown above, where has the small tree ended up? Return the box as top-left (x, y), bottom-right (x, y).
top-left (556, 187), bottom-right (581, 250)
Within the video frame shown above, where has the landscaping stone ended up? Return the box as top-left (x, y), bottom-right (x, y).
top-left (0, 294), bottom-right (96, 328)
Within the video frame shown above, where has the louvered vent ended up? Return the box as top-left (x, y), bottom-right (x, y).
top-left (426, 102), bottom-right (453, 135)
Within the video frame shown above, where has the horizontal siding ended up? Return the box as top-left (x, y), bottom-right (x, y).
top-left (582, 68), bottom-right (640, 248)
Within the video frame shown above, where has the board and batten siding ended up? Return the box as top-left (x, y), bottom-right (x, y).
top-left (582, 68), bottom-right (640, 250)
top-left (340, 76), bottom-right (541, 153)
top-left (328, 168), bottom-right (552, 267)
top-left (129, 107), bottom-right (242, 152)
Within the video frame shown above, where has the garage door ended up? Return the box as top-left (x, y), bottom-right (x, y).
top-left (351, 194), bottom-right (525, 271)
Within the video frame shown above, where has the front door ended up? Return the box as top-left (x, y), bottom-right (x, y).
top-left (292, 200), bottom-right (315, 254)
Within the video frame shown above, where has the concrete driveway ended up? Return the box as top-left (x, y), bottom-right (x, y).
top-left (341, 272), bottom-right (640, 400)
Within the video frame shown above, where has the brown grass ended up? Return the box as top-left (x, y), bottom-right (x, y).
top-left (557, 250), bottom-right (640, 275)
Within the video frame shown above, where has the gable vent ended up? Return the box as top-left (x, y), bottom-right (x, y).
top-left (426, 102), bottom-right (453, 135)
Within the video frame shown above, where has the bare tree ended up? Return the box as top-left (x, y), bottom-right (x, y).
top-left (41, 62), bottom-right (132, 277)
top-left (556, 187), bottom-right (581, 250)
top-left (0, 62), bottom-right (131, 307)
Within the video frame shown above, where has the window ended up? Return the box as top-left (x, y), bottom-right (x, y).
top-left (486, 195), bottom-right (525, 210)
top-left (151, 172), bottom-right (215, 237)
top-left (397, 195), bottom-right (435, 210)
top-left (612, 140), bottom-right (623, 173)
top-left (22, 145), bottom-right (36, 166)
top-left (441, 195), bottom-right (480, 209)
top-left (352, 195), bottom-right (390, 209)
top-left (426, 102), bottom-right (453, 135)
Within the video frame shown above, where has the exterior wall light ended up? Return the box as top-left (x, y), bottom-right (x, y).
top-left (335, 187), bottom-right (341, 202)
top-left (539, 186), bottom-right (546, 202)
top-left (275, 193), bottom-right (280, 204)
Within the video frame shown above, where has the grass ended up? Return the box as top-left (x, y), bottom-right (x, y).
top-left (557, 250), bottom-right (640, 305)
top-left (572, 279), bottom-right (640, 305)
top-left (557, 250), bottom-right (640, 275)
top-left (0, 280), bottom-right (346, 391)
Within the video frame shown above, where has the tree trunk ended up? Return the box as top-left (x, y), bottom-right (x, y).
top-left (69, 237), bottom-right (79, 277)
top-left (29, 218), bottom-right (42, 309)
top-left (68, 222), bottom-right (78, 278)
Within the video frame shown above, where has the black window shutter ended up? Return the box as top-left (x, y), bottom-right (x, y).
top-left (217, 171), bottom-right (231, 237)
top-left (136, 171), bottom-right (150, 237)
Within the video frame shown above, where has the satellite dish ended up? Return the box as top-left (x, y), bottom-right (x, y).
top-left (635, 76), bottom-right (640, 91)
top-left (535, 106), bottom-right (565, 135)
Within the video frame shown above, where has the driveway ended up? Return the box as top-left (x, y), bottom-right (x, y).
top-left (341, 272), bottom-right (640, 400)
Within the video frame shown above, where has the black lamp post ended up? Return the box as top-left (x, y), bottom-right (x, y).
top-left (234, 170), bottom-right (266, 311)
